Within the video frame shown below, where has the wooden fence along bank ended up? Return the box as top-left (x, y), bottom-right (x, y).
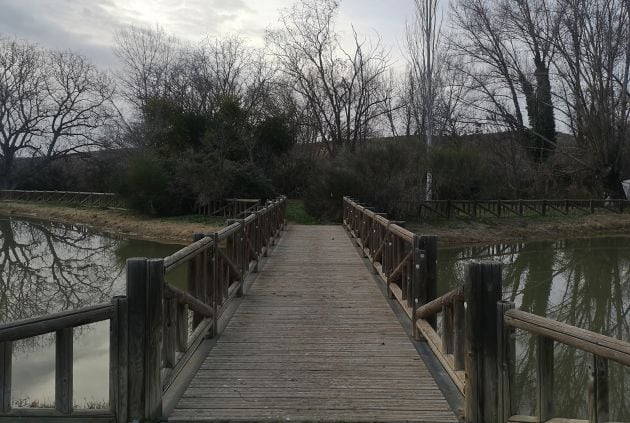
top-left (0, 197), bottom-right (286, 422)
top-left (343, 197), bottom-right (630, 423)
top-left (0, 190), bottom-right (125, 208)
top-left (402, 198), bottom-right (630, 219)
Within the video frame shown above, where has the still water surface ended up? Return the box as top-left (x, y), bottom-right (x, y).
top-left (3, 217), bottom-right (630, 417)
top-left (439, 238), bottom-right (630, 421)
top-left (0, 215), bottom-right (183, 408)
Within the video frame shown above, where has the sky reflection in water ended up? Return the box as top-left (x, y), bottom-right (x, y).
top-left (0, 216), bottom-right (182, 408)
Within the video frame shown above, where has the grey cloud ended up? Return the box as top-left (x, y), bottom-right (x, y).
top-left (0, 0), bottom-right (120, 67)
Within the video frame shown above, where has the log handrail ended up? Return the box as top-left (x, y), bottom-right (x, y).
top-left (0, 303), bottom-right (114, 342)
top-left (164, 283), bottom-right (214, 318)
top-left (504, 309), bottom-right (630, 367)
top-left (164, 236), bottom-right (214, 272)
top-left (415, 285), bottom-right (464, 320)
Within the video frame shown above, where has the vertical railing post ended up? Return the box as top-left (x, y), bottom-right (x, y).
top-left (163, 296), bottom-right (177, 369)
top-left (55, 327), bottom-right (73, 414)
top-left (537, 336), bottom-right (554, 421)
top-left (419, 235), bottom-right (438, 329)
top-left (588, 355), bottom-right (609, 423)
top-left (453, 298), bottom-right (465, 371)
top-left (211, 233), bottom-right (219, 337)
top-left (191, 233), bottom-right (205, 327)
top-left (411, 235), bottom-right (424, 340)
top-left (497, 301), bottom-right (515, 423)
top-left (237, 221), bottom-right (245, 297)
top-left (441, 304), bottom-right (454, 354)
top-left (464, 261), bottom-right (502, 423)
top-left (126, 257), bottom-right (147, 421)
top-left (0, 341), bottom-right (11, 413)
top-left (126, 257), bottom-right (164, 422)
top-left (110, 296), bottom-right (128, 423)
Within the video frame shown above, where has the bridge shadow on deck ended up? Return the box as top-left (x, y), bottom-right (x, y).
top-left (168, 225), bottom-right (458, 422)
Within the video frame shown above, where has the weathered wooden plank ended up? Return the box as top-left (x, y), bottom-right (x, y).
top-left (498, 301), bottom-right (516, 423)
top-left (145, 259), bottom-right (164, 420)
top-left (505, 309), bottom-right (630, 366)
top-left (169, 225), bottom-right (457, 422)
top-left (0, 341), bottom-right (11, 413)
top-left (537, 336), bottom-right (554, 422)
top-left (126, 258), bottom-right (147, 421)
top-left (588, 355), bottom-right (609, 423)
top-left (465, 261), bottom-right (502, 423)
top-left (419, 235), bottom-right (438, 329)
top-left (415, 286), bottom-right (464, 320)
top-left (176, 303), bottom-right (188, 353)
top-left (453, 298), bottom-right (465, 371)
top-left (164, 283), bottom-right (213, 318)
top-left (163, 296), bottom-right (178, 368)
top-left (0, 304), bottom-right (113, 342)
top-left (55, 328), bottom-right (73, 414)
top-left (109, 296), bottom-right (128, 423)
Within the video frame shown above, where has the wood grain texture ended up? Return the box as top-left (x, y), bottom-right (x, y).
top-left (169, 225), bottom-right (457, 422)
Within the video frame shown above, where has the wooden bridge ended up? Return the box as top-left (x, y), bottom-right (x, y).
top-left (0, 196), bottom-right (629, 422)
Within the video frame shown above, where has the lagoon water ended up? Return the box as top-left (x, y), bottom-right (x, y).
top-left (2, 216), bottom-right (629, 417)
top-left (0, 215), bottom-right (183, 408)
top-left (439, 238), bottom-right (630, 420)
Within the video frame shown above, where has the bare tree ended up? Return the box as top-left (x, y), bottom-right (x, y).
top-left (407, 0), bottom-right (442, 199)
top-left (267, 0), bottom-right (393, 156)
top-left (0, 37), bottom-right (46, 188)
top-left (553, 0), bottom-right (630, 197)
top-left (114, 25), bottom-right (179, 112)
top-left (449, 0), bottom-right (559, 162)
top-left (0, 36), bottom-right (115, 188)
top-left (42, 51), bottom-right (115, 159)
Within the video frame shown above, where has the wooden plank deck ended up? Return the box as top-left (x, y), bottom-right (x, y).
top-left (168, 225), bottom-right (458, 422)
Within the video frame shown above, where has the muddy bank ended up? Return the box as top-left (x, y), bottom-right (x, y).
top-left (0, 201), bottom-right (220, 244)
top-left (408, 213), bottom-right (630, 247)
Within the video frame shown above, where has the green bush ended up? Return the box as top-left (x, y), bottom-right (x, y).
top-left (304, 140), bottom-right (425, 221)
top-left (116, 155), bottom-right (168, 214)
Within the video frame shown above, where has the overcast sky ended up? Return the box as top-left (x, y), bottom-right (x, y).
top-left (0, 0), bottom-right (424, 69)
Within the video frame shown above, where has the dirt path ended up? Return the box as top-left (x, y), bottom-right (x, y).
top-left (410, 213), bottom-right (630, 247)
top-left (0, 201), bottom-right (220, 244)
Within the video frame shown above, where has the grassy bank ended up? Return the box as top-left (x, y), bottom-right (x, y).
top-left (408, 212), bottom-right (630, 246)
top-left (0, 201), bottom-right (222, 244)
top-left (4, 199), bottom-right (630, 247)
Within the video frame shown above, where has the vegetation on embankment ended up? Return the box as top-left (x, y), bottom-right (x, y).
top-left (4, 199), bottom-right (630, 248)
top-left (0, 201), bottom-right (221, 244)
top-left (409, 213), bottom-right (630, 247)
top-left (286, 199), bottom-right (323, 224)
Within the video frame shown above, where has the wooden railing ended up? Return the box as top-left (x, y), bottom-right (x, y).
top-left (0, 195), bottom-right (287, 422)
top-left (0, 189), bottom-right (125, 208)
top-left (197, 198), bottom-right (260, 219)
top-left (343, 196), bottom-right (630, 423)
top-left (399, 199), bottom-right (630, 219)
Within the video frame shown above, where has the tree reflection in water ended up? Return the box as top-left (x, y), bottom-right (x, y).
top-left (0, 217), bottom-right (123, 348)
top-left (439, 238), bottom-right (630, 420)
top-left (0, 216), bottom-right (185, 407)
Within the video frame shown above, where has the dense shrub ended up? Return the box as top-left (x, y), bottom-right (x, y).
top-left (116, 155), bottom-right (169, 214)
top-left (304, 140), bottom-right (425, 221)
